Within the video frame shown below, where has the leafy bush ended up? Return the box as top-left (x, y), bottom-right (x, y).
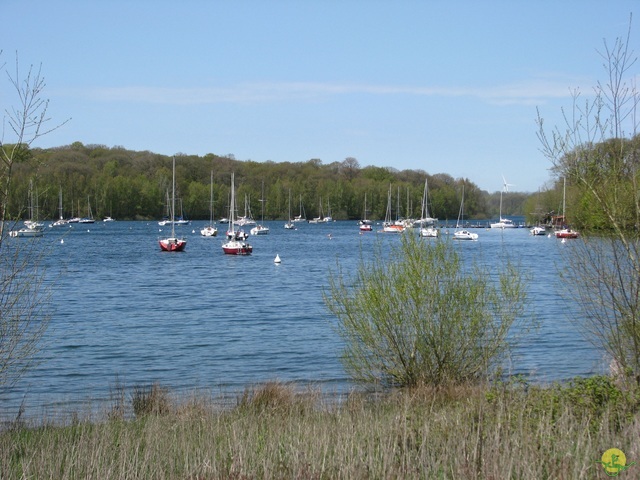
top-left (325, 235), bottom-right (528, 387)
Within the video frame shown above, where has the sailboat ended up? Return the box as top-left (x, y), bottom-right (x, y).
top-left (222, 173), bottom-right (253, 255)
top-left (418, 178), bottom-right (438, 238)
top-left (490, 175), bottom-right (516, 229)
top-left (51, 186), bottom-right (68, 227)
top-left (79, 196), bottom-right (95, 224)
top-left (309, 196), bottom-right (324, 224)
top-left (158, 157), bottom-right (187, 252)
top-left (323, 198), bottom-right (333, 222)
top-left (382, 185), bottom-right (404, 233)
top-left (359, 193), bottom-right (373, 231)
top-left (10, 179), bottom-right (44, 237)
top-left (555, 177), bottom-right (579, 239)
top-left (453, 183), bottom-right (478, 240)
top-left (201, 170), bottom-right (218, 237)
top-left (235, 195), bottom-right (256, 226)
top-left (293, 195), bottom-right (306, 222)
top-left (250, 181), bottom-right (270, 235)
top-left (285, 190), bottom-right (295, 229)
top-left (174, 198), bottom-right (190, 225)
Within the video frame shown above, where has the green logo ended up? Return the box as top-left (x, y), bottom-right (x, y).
top-left (597, 448), bottom-right (636, 477)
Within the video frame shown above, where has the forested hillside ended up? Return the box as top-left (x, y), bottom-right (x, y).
top-left (7, 142), bottom-right (534, 222)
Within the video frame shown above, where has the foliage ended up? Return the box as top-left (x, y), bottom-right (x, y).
top-left (4, 143), bottom-right (533, 223)
top-left (324, 235), bottom-right (528, 387)
top-left (131, 383), bottom-right (171, 417)
top-left (2, 381), bottom-right (639, 479)
top-left (537, 17), bottom-right (640, 385)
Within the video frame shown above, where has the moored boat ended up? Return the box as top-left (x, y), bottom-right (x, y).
top-left (222, 173), bottom-right (253, 255)
top-left (158, 157), bottom-right (187, 252)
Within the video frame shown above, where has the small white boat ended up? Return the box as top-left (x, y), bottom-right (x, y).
top-left (530, 226), bottom-right (546, 236)
top-left (359, 193), bottom-right (373, 232)
top-left (201, 225), bottom-right (218, 237)
top-left (250, 182), bottom-right (270, 235)
top-left (9, 225), bottom-right (44, 237)
top-left (420, 225), bottom-right (439, 238)
top-left (10, 180), bottom-right (45, 237)
top-left (250, 224), bottom-right (270, 235)
top-left (490, 218), bottom-right (516, 229)
top-left (490, 176), bottom-right (516, 229)
top-left (453, 183), bottom-right (478, 241)
top-left (200, 171), bottom-right (218, 237)
top-left (79, 196), bottom-right (95, 223)
top-left (380, 186), bottom-right (405, 233)
top-left (453, 229), bottom-right (478, 241)
top-left (222, 173), bottom-right (253, 255)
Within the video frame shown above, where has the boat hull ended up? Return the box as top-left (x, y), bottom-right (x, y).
top-left (159, 238), bottom-right (187, 251)
top-left (9, 228), bottom-right (44, 238)
top-left (453, 230), bottom-right (478, 240)
top-left (382, 224), bottom-right (404, 233)
top-left (200, 226), bottom-right (218, 237)
top-left (420, 227), bottom-right (438, 237)
top-left (555, 229), bottom-right (579, 239)
top-left (250, 225), bottom-right (269, 235)
top-left (222, 240), bottom-right (253, 255)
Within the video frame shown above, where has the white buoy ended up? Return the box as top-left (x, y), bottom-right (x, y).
top-left (274, 254), bottom-right (281, 264)
top-left (561, 238), bottom-right (566, 244)
top-left (60, 238), bottom-right (64, 244)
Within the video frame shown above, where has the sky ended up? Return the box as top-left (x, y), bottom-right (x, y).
top-left (1, 1), bottom-right (637, 193)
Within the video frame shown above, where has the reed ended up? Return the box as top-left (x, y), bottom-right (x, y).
top-left (1, 378), bottom-right (639, 479)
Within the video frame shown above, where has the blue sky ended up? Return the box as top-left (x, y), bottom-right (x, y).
top-left (1, 1), bottom-right (637, 192)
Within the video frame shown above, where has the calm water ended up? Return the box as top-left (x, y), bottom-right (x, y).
top-left (1, 220), bottom-right (605, 419)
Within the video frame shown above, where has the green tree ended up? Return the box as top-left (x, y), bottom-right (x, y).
top-left (537, 17), bottom-right (640, 385)
top-left (324, 235), bottom-right (528, 387)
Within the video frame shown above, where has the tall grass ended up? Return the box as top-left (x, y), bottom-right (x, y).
top-left (1, 378), bottom-right (639, 479)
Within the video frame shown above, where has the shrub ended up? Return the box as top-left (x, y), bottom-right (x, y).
top-left (325, 235), bottom-right (528, 387)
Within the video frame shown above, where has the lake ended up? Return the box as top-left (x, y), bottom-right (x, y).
top-left (1, 220), bottom-right (605, 419)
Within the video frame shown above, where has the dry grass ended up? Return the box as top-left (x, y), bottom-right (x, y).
top-left (1, 378), bottom-right (639, 479)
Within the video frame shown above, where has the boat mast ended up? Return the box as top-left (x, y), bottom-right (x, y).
top-left (171, 157), bottom-right (176, 237)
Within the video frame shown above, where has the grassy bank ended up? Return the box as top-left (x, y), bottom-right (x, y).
top-left (2, 377), bottom-right (639, 479)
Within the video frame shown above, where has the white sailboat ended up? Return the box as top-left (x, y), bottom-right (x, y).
top-left (51, 186), bottom-right (68, 227)
top-left (285, 190), bottom-right (295, 229)
top-left (10, 180), bottom-right (44, 237)
top-left (201, 170), bottom-right (218, 237)
top-left (418, 178), bottom-right (438, 238)
top-left (78, 196), bottom-right (95, 223)
top-left (293, 194), bottom-right (306, 222)
top-left (308, 196), bottom-right (324, 224)
top-left (235, 194), bottom-right (256, 226)
top-left (359, 193), bottom-right (373, 232)
top-left (222, 173), bottom-right (253, 255)
top-left (490, 175), bottom-right (516, 229)
top-left (453, 183), bottom-right (478, 241)
top-left (250, 181), bottom-right (270, 235)
top-left (382, 185), bottom-right (404, 233)
top-left (158, 157), bottom-right (187, 252)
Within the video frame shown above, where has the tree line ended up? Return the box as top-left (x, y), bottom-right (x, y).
top-left (6, 142), bottom-right (539, 223)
